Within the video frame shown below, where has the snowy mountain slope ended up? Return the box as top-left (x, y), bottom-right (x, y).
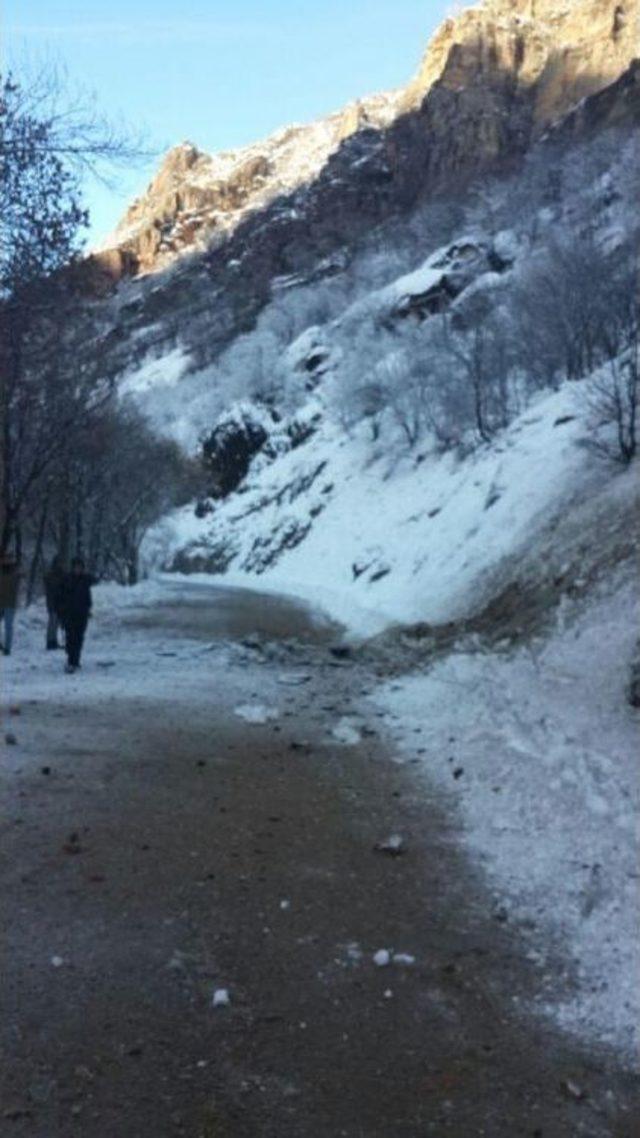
top-left (144, 378), bottom-right (637, 636)
top-left (70, 1), bottom-right (639, 437)
top-left (131, 124), bottom-right (638, 638)
top-left (118, 228), bottom-right (514, 450)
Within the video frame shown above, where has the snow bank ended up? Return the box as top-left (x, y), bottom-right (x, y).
top-left (378, 575), bottom-right (640, 1063)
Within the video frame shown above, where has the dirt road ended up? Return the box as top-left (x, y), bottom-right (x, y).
top-left (1, 583), bottom-right (637, 1136)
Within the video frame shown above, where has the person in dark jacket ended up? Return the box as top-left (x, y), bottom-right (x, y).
top-left (0, 555), bottom-right (21, 656)
top-left (44, 555), bottom-right (65, 650)
top-left (58, 557), bottom-right (97, 673)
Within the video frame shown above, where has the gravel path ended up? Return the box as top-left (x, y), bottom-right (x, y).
top-left (1, 583), bottom-right (637, 1136)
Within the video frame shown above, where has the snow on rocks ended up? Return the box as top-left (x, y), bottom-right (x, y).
top-left (153, 381), bottom-right (604, 638)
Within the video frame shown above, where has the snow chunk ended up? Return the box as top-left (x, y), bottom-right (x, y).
top-left (331, 719), bottom-right (362, 746)
top-left (373, 949), bottom-right (391, 967)
top-left (234, 704), bottom-right (280, 725)
top-left (393, 953), bottom-right (416, 966)
top-left (374, 833), bottom-right (406, 856)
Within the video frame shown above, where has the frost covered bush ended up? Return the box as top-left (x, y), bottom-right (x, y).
top-left (586, 349), bottom-right (638, 465)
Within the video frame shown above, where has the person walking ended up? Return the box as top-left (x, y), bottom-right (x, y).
top-left (58, 558), bottom-right (97, 674)
top-left (0, 554), bottom-right (21, 657)
top-left (44, 555), bottom-right (65, 650)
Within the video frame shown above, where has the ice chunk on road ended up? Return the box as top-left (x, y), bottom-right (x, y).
top-left (373, 949), bottom-right (391, 967)
top-left (234, 704), bottom-right (280, 724)
top-left (375, 833), bottom-right (405, 855)
top-left (331, 718), bottom-right (362, 746)
top-left (277, 672), bottom-right (312, 686)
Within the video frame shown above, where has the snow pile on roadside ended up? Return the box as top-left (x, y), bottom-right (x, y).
top-left (378, 573), bottom-right (640, 1063)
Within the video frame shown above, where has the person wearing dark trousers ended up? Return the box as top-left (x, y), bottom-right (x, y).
top-left (44, 555), bottom-right (65, 649)
top-left (0, 554), bottom-right (21, 656)
top-left (58, 557), bottom-right (97, 674)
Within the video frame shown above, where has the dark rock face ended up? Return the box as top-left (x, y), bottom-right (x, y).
top-left (202, 411), bottom-right (271, 498)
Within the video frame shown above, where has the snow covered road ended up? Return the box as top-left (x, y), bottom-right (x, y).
top-left (1, 580), bottom-right (637, 1136)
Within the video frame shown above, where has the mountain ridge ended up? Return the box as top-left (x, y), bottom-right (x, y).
top-left (92, 0), bottom-right (639, 282)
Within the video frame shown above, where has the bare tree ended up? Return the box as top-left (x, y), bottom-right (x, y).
top-left (0, 69), bottom-right (148, 555)
top-left (0, 62), bottom-right (146, 180)
top-left (585, 266), bottom-right (639, 466)
top-left (511, 236), bottom-right (631, 386)
top-left (44, 406), bottom-right (198, 584)
top-left (435, 314), bottom-right (513, 444)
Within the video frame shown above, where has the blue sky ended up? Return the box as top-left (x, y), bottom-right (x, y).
top-left (7, 1), bottom-right (449, 244)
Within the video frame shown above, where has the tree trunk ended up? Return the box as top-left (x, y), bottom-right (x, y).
top-left (26, 494), bottom-right (50, 605)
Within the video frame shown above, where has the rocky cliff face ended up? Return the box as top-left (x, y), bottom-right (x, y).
top-left (94, 0), bottom-right (638, 282)
top-left (405, 0), bottom-right (637, 119)
top-left (96, 92), bottom-right (404, 276)
top-left (76, 0), bottom-right (639, 400)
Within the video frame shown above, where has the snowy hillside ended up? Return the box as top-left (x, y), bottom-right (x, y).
top-left (146, 381), bottom-right (632, 636)
top-left (129, 127), bottom-right (638, 637)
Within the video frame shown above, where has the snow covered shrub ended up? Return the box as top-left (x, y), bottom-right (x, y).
top-left (510, 236), bottom-right (635, 387)
top-left (585, 350), bottom-right (638, 465)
